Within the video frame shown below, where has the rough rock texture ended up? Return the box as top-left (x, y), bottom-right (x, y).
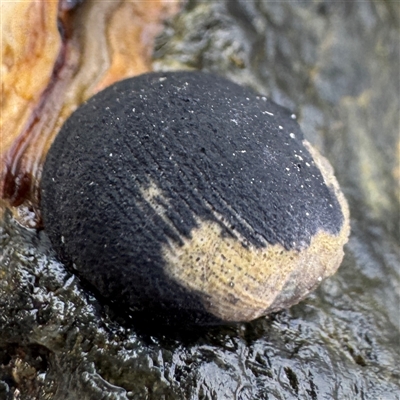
top-left (0, 0), bottom-right (179, 215)
top-left (1, 0), bottom-right (399, 399)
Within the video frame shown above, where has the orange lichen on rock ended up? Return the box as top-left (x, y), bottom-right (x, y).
top-left (0, 1), bottom-right (60, 154)
top-left (97, 0), bottom-right (181, 91)
top-left (0, 0), bottom-right (181, 225)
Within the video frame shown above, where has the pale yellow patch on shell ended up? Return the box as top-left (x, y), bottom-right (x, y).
top-left (161, 141), bottom-right (350, 322)
top-left (162, 219), bottom-right (348, 322)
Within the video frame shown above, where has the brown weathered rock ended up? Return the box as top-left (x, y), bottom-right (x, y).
top-left (0, 0), bottom-right (180, 225)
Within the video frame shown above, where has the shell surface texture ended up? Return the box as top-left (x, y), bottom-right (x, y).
top-left (41, 71), bottom-right (350, 325)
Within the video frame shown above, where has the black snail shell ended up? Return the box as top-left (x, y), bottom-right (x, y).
top-left (41, 71), bottom-right (350, 324)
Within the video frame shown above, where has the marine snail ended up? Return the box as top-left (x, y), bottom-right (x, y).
top-left (41, 71), bottom-right (350, 324)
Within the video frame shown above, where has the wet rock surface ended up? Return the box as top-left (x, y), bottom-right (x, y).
top-left (1, 0), bottom-right (399, 399)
